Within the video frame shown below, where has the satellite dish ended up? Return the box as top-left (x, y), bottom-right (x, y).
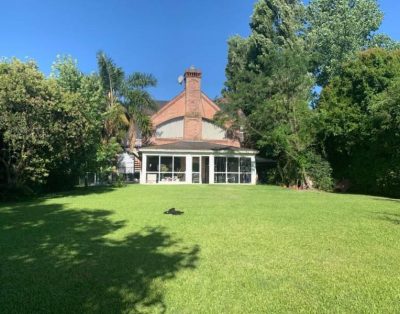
top-left (178, 75), bottom-right (184, 84)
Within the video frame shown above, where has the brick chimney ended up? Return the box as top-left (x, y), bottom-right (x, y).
top-left (183, 66), bottom-right (202, 140)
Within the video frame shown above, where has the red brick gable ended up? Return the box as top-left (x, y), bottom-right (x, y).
top-left (150, 67), bottom-right (240, 147)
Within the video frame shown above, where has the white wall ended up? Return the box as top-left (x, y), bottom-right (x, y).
top-left (155, 118), bottom-right (184, 138)
top-left (202, 119), bottom-right (226, 140)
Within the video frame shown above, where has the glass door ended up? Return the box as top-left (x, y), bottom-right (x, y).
top-left (201, 156), bottom-right (209, 183)
top-left (192, 156), bottom-right (201, 183)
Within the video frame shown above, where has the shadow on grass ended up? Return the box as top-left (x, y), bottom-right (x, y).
top-left (372, 197), bottom-right (400, 203)
top-left (374, 212), bottom-right (400, 226)
top-left (0, 202), bottom-right (199, 313)
top-left (41, 185), bottom-right (120, 200)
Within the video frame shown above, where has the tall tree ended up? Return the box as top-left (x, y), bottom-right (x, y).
top-left (49, 55), bottom-right (106, 189)
top-left (222, 0), bottom-right (332, 189)
top-left (0, 59), bottom-right (96, 193)
top-left (96, 51), bottom-right (157, 151)
top-left (122, 73), bottom-right (157, 151)
top-left (306, 0), bottom-right (386, 86)
top-left (96, 51), bottom-right (126, 142)
top-left (317, 48), bottom-right (400, 197)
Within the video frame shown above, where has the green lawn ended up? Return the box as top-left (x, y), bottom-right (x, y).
top-left (1, 185), bottom-right (400, 313)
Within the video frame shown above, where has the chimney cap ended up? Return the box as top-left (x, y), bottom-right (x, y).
top-left (184, 66), bottom-right (202, 78)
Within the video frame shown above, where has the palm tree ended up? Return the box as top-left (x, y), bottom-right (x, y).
top-left (122, 73), bottom-right (157, 151)
top-left (96, 51), bottom-right (157, 150)
top-left (96, 51), bottom-right (125, 142)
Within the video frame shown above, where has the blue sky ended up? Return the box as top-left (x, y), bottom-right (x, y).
top-left (0, 0), bottom-right (399, 100)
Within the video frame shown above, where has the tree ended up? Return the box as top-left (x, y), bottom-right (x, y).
top-left (51, 55), bottom-right (83, 92)
top-left (49, 56), bottom-right (106, 189)
top-left (0, 59), bottom-right (96, 193)
top-left (122, 73), bottom-right (157, 151)
top-left (306, 0), bottom-right (385, 86)
top-left (222, 0), bottom-right (332, 189)
top-left (317, 48), bottom-right (400, 197)
top-left (96, 51), bottom-right (126, 142)
top-left (96, 51), bottom-right (157, 151)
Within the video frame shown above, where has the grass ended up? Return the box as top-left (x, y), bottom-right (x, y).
top-left (1, 185), bottom-right (400, 313)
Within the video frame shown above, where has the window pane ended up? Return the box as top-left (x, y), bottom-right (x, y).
top-left (160, 173), bottom-right (173, 182)
top-left (227, 174), bottom-right (239, 183)
top-left (174, 173), bottom-right (186, 182)
top-left (192, 173), bottom-right (200, 183)
top-left (146, 173), bottom-right (158, 183)
top-left (227, 157), bottom-right (239, 172)
top-left (240, 173), bottom-right (252, 184)
top-left (192, 157), bottom-right (200, 172)
top-left (174, 156), bottom-right (186, 172)
top-left (214, 173), bottom-right (226, 183)
top-left (146, 156), bottom-right (159, 172)
top-left (240, 158), bottom-right (251, 172)
top-left (160, 156), bottom-right (172, 172)
top-left (214, 157), bottom-right (226, 172)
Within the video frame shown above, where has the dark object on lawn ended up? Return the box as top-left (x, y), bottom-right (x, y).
top-left (164, 208), bottom-right (184, 215)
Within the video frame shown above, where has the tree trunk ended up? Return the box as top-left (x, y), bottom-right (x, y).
top-left (0, 157), bottom-right (11, 186)
top-left (128, 118), bottom-right (137, 153)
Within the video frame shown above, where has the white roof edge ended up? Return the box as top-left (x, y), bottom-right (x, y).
top-left (139, 148), bottom-right (258, 154)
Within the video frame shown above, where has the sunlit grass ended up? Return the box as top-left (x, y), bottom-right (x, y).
top-left (1, 185), bottom-right (399, 313)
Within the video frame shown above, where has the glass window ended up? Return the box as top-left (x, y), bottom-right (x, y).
top-left (160, 156), bottom-right (172, 172)
top-left (174, 173), bottom-right (186, 182)
top-left (174, 156), bottom-right (186, 172)
top-left (240, 173), bottom-right (252, 184)
top-left (227, 173), bottom-right (239, 183)
top-left (192, 173), bottom-right (200, 184)
top-left (214, 157), bottom-right (226, 172)
top-left (192, 157), bottom-right (200, 172)
top-left (240, 158), bottom-right (251, 172)
top-left (147, 156), bottom-right (159, 172)
top-left (227, 157), bottom-right (239, 172)
top-left (146, 173), bottom-right (158, 183)
top-left (160, 173), bottom-right (173, 182)
top-left (215, 173), bottom-right (226, 183)
top-left (214, 156), bottom-right (251, 184)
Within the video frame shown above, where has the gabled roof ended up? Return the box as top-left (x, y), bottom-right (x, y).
top-left (155, 100), bottom-right (169, 110)
top-left (140, 141), bottom-right (258, 154)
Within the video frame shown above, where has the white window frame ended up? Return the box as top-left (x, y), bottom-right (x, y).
top-left (214, 156), bottom-right (252, 184)
top-left (191, 156), bottom-right (202, 184)
top-left (145, 154), bottom-right (187, 184)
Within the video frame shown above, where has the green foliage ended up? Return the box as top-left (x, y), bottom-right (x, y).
top-left (306, 0), bottom-right (386, 86)
top-left (302, 151), bottom-right (334, 191)
top-left (51, 55), bottom-right (83, 92)
top-left (223, 0), bottom-right (332, 190)
top-left (96, 138), bottom-right (122, 181)
top-left (0, 53), bottom-right (157, 195)
top-left (367, 34), bottom-right (400, 50)
top-left (318, 48), bottom-right (400, 197)
top-left (122, 72), bottom-right (157, 149)
top-left (96, 52), bottom-right (157, 150)
top-left (0, 59), bottom-right (92, 190)
top-left (47, 56), bottom-right (106, 190)
top-left (223, 0), bottom-right (399, 194)
top-left (96, 50), bottom-right (124, 97)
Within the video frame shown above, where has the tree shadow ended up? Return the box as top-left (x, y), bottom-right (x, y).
top-left (0, 186), bottom-right (118, 204)
top-left (373, 212), bottom-right (400, 226)
top-left (0, 202), bottom-right (199, 313)
top-left (372, 197), bottom-right (400, 203)
top-left (42, 186), bottom-right (119, 200)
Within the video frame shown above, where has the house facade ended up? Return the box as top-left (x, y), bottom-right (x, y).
top-left (139, 67), bottom-right (258, 184)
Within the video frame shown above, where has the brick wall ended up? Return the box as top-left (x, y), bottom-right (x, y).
top-left (149, 67), bottom-right (240, 147)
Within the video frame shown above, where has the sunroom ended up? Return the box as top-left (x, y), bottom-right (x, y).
top-left (139, 141), bottom-right (258, 184)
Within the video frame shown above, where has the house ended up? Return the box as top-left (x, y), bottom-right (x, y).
top-left (139, 67), bottom-right (258, 184)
